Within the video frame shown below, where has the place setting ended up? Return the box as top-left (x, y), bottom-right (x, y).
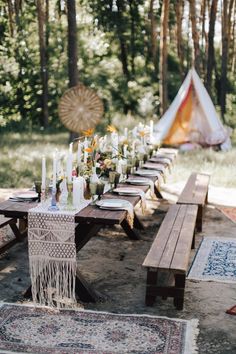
top-left (9, 191), bottom-right (39, 203)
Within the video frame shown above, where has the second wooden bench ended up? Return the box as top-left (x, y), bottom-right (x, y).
top-left (177, 172), bottom-right (210, 232)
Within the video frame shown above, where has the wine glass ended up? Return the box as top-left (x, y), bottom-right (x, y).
top-left (114, 172), bottom-right (120, 188)
top-left (89, 181), bottom-right (98, 204)
top-left (34, 180), bottom-right (42, 202)
top-left (96, 181), bottom-right (105, 200)
top-left (138, 153), bottom-right (144, 168)
top-left (121, 163), bottom-right (127, 181)
top-left (109, 171), bottom-right (116, 190)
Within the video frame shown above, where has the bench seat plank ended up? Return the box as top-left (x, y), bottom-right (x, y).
top-left (171, 205), bottom-right (198, 273)
top-left (177, 172), bottom-right (210, 205)
top-left (142, 205), bottom-right (180, 269)
top-left (158, 205), bottom-right (188, 271)
top-left (177, 172), bottom-right (210, 232)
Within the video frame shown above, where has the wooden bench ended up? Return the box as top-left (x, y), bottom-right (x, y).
top-left (0, 217), bottom-right (18, 255)
top-left (177, 172), bottom-right (210, 232)
top-left (143, 204), bottom-right (198, 310)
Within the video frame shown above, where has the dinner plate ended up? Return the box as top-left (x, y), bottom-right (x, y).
top-left (9, 192), bottom-right (38, 201)
top-left (16, 192), bottom-right (38, 199)
top-left (113, 187), bottom-right (141, 196)
top-left (96, 199), bottom-right (130, 210)
top-left (126, 178), bottom-right (150, 185)
top-left (135, 170), bottom-right (159, 177)
top-left (143, 164), bottom-right (165, 172)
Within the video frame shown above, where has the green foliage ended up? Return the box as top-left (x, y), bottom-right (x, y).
top-left (0, 0), bottom-right (235, 134)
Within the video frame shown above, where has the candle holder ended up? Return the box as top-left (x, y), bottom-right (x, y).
top-left (48, 188), bottom-right (59, 211)
top-left (41, 187), bottom-right (46, 203)
top-left (66, 182), bottom-right (74, 210)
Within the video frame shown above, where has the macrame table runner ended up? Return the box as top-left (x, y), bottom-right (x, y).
top-left (28, 200), bottom-right (90, 308)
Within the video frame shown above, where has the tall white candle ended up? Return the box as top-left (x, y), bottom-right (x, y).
top-left (84, 138), bottom-right (88, 163)
top-left (52, 154), bottom-right (57, 190)
top-left (123, 144), bottom-right (128, 158)
top-left (77, 142), bottom-right (82, 164)
top-left (67, 146), bottom-right (73, 183)
top-left (124, 127), bottom-right (128, 138)
top-left (150, 120), bottom-right (154, 142)
top-left (150, 120), bottom-right (154, 134)
top-left (69, 142), bottom-right (73, 154)
top-left (41, 156), bottom-right (46, 190)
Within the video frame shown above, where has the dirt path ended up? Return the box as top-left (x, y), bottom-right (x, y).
top-left (0, 188), bottom-right (236, 353)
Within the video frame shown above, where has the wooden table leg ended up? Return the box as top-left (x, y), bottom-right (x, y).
top-left (75, 223), bottom-right (102, 252)
top-left (133, 213), bottom-right (145, 230)
top-left (75, 268), bottom-right (105, 303)
top-left (145, 269), bottom-right (158, 306)
top-left (154, 184), bottom-right (163, 199)
top-left (121, 219), bottom-right (140, 240)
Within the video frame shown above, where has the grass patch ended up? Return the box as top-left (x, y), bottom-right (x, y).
top-left (0, 132), bottom-right (68, 188)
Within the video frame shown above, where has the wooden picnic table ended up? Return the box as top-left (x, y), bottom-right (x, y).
top-left (0, 171), bottom-right (165, 303)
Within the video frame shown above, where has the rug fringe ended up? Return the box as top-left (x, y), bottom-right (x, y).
top-left (184, 319), bottom-right (199, 354)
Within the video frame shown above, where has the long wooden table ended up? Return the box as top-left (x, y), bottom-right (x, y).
top-left (0, 163), bottom-right (168, 303)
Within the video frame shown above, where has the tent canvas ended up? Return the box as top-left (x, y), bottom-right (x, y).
top-left (154, 68), bottom-right (231, 149)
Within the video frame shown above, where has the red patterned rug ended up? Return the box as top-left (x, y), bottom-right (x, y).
top-left (218, 207), bottom-right (236, 223)
top-left (226, 305), bottom-right (236, 316)
top-left (0, 303), bottom-right (199, 353)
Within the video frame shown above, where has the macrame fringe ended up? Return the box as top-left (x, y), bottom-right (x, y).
top-left (29, 258), bottom-right (77, 309)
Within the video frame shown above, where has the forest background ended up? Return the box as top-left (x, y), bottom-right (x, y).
top-left (0, 0), bottom-right (236, 133)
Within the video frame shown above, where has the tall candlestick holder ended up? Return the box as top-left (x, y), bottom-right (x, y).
top-left (48, 188), bottom-right (59, 211)
top-left (66, 182), bottom-right (74, 210)
top-left (41, 187), bottom-right (46, 203)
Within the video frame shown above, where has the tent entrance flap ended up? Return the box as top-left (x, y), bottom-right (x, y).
top-left (164, 83), bottom-right (193, 145)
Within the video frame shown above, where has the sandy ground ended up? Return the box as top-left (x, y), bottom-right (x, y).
top-left (0, 184), bottom-right (236, 354)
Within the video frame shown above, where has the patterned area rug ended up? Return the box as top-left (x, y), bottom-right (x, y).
top-left (188, 237), bottom-right (236, 283)
top-left (0, 303), bottom-right (199, 354)
top-left (218, 207), bottom-right (236, 223)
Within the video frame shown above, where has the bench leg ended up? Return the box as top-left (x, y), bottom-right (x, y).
top-left (191, 229), bottom-right (195, 249)
top-left (145, 269), bottom-right (158, 306)
top-left (196, 206), bottom-right (203, 232)
top-left (173, 274), bottom-right (185, 310)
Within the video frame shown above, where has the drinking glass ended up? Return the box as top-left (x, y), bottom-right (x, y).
top-left (96, 182), bottom-right (105, 200)
top-left (34, 180), bottom-right (42, 202)
top-left (121, 163), bottom-right (127, 181)
top-left (114, 172), bottom-right (120, 188)
top-left (138, 153), bottom-right (144, 168)
top-left (109, 171), bottom-right (116, 190)
top-left (89, 182), bottom-right (98, 204)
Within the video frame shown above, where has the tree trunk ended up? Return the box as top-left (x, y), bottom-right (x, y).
top-left (67, 0), bottom-right (79, 88)
top-left (189, 0), bottom-right (201, 73)
top-left (159, 0), bottom-right (169, 116)
top-left (149, 0), bottom-right (158, 73)
top-left (175, 0), bottom-right (185, 78)
top-left (230, 1), bottom-right (236, 72)
top-left (7, 0), bottom-right (14, 37)
top-left (129, 0), bottom-right (135, 77)
top-left (200, 0), bottom-right (208, 78)
top-left (206, 0), bottom-right (218, 96)
top-left (36, 0), bottom-right (49, 128)
top-left (116, 0), bottom-right (130, 82)
top-left (220, 0), bottom-right (232, 121)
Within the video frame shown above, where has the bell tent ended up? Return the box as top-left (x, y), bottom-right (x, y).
top-left (154, 68), bottom-right (231, 150)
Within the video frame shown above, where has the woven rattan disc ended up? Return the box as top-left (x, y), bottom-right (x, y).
top-left (58, 84), bottom-right (104, 133)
